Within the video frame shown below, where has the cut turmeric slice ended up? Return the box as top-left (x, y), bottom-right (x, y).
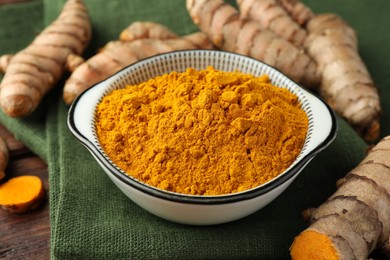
top-left (290, 230), bottom-right (340, 260)
top-left (290, 136), bottom-right (390, 259)
top-left (0, 175), bottom-right (45, 213)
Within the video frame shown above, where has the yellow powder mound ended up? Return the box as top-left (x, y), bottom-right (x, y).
top-left (95, 66), bottom-right (308, 195)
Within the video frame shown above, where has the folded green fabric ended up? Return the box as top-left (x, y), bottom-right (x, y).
top-left (0, 0), bottom-right (389, 259)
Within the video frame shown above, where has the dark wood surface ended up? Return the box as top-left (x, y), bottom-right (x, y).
top-left (0, 124), bottom-right (50, 260)
top-left (0, 0), bottom-right (50, 258)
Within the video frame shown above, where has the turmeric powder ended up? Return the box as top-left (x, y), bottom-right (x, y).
top-left (95, 66), bottom-right (308, 195)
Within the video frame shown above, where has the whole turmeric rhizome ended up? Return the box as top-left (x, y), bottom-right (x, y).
top-left (95, 66), bottom-right (308, 196)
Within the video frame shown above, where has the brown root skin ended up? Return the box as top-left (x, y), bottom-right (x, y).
top-left (307, 195), bottom-right (382, 254)
top-left (301, 207), bottom-right (315, 222)
top-left (0, 54), bottom-right (13, 73)
top-left (0, 0), bottom-right (91, 118)
top-left (186, 0), bottom-right (321, 88)
top-left (119, 21), bottom-right (179, 42)
top-left (63, 27), bottom-right (214, 105)
top-left (385, 239), bottom-right (390, 258)
top-left (356, 118), bottom-right (381, 143)
top-left (305, 13), bottom-right (357, 46)
top-left (0, 175), bottom-right (46, 214)
top-left (275, 0), bottom-right (314, 25)
top-left (236, 0), bottom-right (308, 46)
top-left (0, 94), bottom-right (36, 118)
top-left (290, 136), bottom-right (390, 259)
top-left (66, 53), bottom-right (85, 72)
top-left (183, 32), bottom-right (215, 49)
top-left (304, 13), bottom-right (381, 142)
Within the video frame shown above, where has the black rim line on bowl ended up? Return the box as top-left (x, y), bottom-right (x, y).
top-left (67, 50), bottom-right (338, 205)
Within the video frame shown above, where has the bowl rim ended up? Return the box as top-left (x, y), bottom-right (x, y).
top-left (68, 49), bottom-right (338, 205)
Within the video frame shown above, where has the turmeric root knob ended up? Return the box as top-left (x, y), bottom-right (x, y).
top-left (304, 13), bottom-right (381, 142)
top-left (275, 0), bottom-right (314, 26)
top-left (290, 136), bottom-right (390, 259)
top-left (63, 21), bottom-right (214, 105)
top-left (119, 21), bottom-right (178, 42)
top-left (0, 0), bottom-right (91, 117)
top-left (236, 0), bottom-right (308, 46)
top-left (0, 175), bottom-right (45, 213)
top-left (186, 0), bottom-right (321, 88)
top-left (290, 230), bottom-right (340, 260)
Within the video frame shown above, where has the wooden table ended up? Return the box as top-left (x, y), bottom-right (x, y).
top-left (0, 124), bottom-right (50, 259)
top-left (0, 0), bottom-right (50, 257)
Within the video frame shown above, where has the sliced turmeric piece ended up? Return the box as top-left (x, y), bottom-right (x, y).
top-left (290, 136), bottom-right (390, 259)
top-left (0, 175), bottom-right (45, 213)
top-left (290, 230), bottom-right (341, 260)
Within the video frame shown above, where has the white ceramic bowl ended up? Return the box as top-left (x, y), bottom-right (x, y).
top-left (68, 50), bottom-right (337, 225)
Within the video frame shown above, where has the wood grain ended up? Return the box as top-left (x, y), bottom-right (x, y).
top-left (0, 124), bottom-right (50, 260)
top-left (0, 1), bottom-right (49, 258)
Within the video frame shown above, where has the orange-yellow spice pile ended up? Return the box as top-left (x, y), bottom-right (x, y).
top-left (95, 66), bottom-right (308, 195)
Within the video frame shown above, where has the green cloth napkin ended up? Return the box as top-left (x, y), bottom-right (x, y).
top-left (0, 0), bottom-right (389, 259)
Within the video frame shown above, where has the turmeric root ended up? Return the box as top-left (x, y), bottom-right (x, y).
top-left (290, 135), bottom-right (390, 259)
top-left (0, 0), bottom-right (91, 117)
top-left (119, 21), bottom-right (179, 42)
top-left (66, 21), bottom-right (175, 72)
top-left (236, 0), bottom-right (307, 46)
top-left (186, 0), bottom-right (321, 88)
top-left (275, 0), bottom-right (314, 26)
top-left (63, 25), bottom-right (213, 105)
top-left (118, 21), bottom-right (214, 49)
top-left (0, 136), bottom-right (8, 181)
top-left (0, 175), bottom-right (45, 213)
top-left (119, 21), bottom-right (215, 49)
top-left (0, 54), bottom-right (13, 74)
top-left (305, 13), bottom-right (381, 142)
